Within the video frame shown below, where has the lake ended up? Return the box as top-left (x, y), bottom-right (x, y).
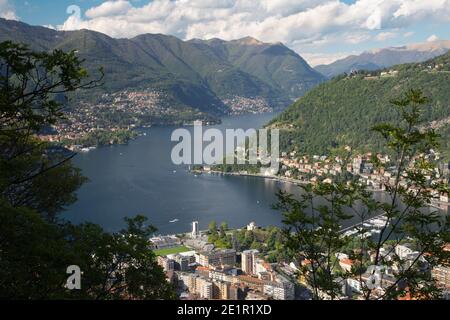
top-left (65, 113), bottom-right (295, 234)
top-left (64, 112), bottom-right (448, 235)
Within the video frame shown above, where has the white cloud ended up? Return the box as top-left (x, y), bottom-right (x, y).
top-left (301, 51), bottom-right (357, 66)
top-left (86, 1), bottom-right (132, 19)
top-left (0, 0), bottom-right (18, 20)
top-left (375, 31), bottom-right (398, 41)
top-left (427, 34), bottom-right (440, 42)
top-left (57, 0), bottom-right (450, 50)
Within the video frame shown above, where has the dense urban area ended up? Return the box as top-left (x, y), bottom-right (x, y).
top-left (152, 219), bottom-right (450, 300)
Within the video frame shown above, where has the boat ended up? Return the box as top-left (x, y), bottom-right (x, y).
top-left (169, 219), bottom-right (179, 223)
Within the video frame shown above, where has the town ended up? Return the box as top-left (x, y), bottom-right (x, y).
top-left (38, 89), bottom-right (216, 150)
top-left (152, 221), bottom-right (450, 300)
top-left (202, 147), bottom-right (450, 209)
top-left (223, 95), bottom-right (274, 115)
top-left (37, 91), bottom-right (276, 151)
top-left (277, 149), bottom-right (450, 207)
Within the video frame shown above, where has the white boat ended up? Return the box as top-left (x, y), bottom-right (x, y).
top-left (169, 219), bottom-right (179, 223)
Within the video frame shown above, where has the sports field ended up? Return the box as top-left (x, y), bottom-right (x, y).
top-left (154, 246), bottom-right (192, 256)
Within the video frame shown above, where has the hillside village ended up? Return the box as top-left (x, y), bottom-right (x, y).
top-left (277, 149), bottom-right (450, 205)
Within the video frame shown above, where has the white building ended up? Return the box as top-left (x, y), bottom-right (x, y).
top-left (342, 278), bottom-right (362, 297)
top-left (263, 276), bottom-right (295, 300)
top-left (395, 244), bottom-right (415, 260)
top-left (192, 221), bottom-right (199, 238)
top-left (247, 221), bottom-right (257, 231)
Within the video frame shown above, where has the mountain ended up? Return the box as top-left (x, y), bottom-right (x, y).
top-left (315, 41), bottom-right (450, 78)
top-left (0, 18), bottom-right (324, 117)
top-left (189, 37), bottom-right (322, 99)
top-left (269, 52), bottom-right (450, 158)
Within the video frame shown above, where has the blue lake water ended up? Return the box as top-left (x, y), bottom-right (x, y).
top-left (65, 113), bottom-right (297, 234)
top-left (64, 112), bottom-right (448, 235)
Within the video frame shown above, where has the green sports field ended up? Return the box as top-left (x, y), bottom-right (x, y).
top-left (154, 246), bottom-right (192, 256)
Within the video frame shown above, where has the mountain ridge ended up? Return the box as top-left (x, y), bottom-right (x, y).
top-left (315, 40), bottom-right (450, 79)
top-left (0, 18), bottom-right (325, 117)
top-left (270, 51), bottom-right (450, 158)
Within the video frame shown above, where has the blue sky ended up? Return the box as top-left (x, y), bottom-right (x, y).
top-left (2, 0), bottom-right (450, 66)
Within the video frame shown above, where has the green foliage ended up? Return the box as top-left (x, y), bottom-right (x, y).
top-left (0, 206), bottom-right (176, 299)
top-left (208, 221), bottom-right (288, 261)
top-left (62, 129), bottom-right (138, 148)
top-left (0, 41), bottom-right (176, 300)
top-left (270, 52), bottom-right (450, 158)
top-left (274, 89), bottom-right (450, 300)
top-left (0, 41), bottom-right (100, 221)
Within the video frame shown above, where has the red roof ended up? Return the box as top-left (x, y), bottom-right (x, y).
top-left (340, 258), bottom-right (354, 266)
top-left (196, 266), bottom-right (210, 272)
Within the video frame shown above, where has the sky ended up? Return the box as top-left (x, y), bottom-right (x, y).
top-left (1, 0), bottom-right (450, 66)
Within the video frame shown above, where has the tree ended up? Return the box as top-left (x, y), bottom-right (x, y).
top-left (0, 41), bottom-right (102, 222)
top-left (0, 41), bottom-right (176, 300)
top-left (65, 216), bottom-right (176, 300)
top-left (208, 220), bottom-right (218, 235)
top-left (220, 221), bottom-right (229, 232)
top-left (275, 89), bottom-right (450, 300)
top-left (219, 222), bottom-right (228, 238)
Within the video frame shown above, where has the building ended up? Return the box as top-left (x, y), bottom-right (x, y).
top-left (339, 258), bottom-right (354, 272)
top-left (178, 273), bottom-right (215, 299)
top-left (192, 221), bottom-right (199, 238)
top-left (178, 273), bottom-right (199, 293)
top-left (242, 250), bottom-right (259, 275)
top-left (198, 278), bottom-right (214, 299)
top-left (255, 259), bottom-right (273, 280)
top-left (245, 291), bottom-right (270, 300)
top-left (274, 275), bottom-right (295, 300)
top-left (229, 284), bottom-right (245, 300)
top-left (247, 222), bottom-right (257, 231)
top-left (157, 256), bottom-right (175, 272)
top-left (199, 249), bottom-right (236, 268)
top-left (213, 281), bottom-right (231, 300)
top-left (432, 265), bottom-right (450, 290)
top-left (262, 278), bottom-right (295, 300)
top-left (173, 254), bottom-right (191, 272)
top-left (395, 244), bottom-right (415, 260)
top-left (150, 235), bottom-right (180, 250)
top-left (238, 275), bottom-right (266, 292)
top-left (341, 278), bottom-right (362, 297)
top-left (209, 269), bottom-right (234, 283)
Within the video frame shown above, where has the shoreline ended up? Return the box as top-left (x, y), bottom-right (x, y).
top-left (191, 169), bottom-right (386, 193)
top-left (191, 169), bottom-right (450, 209)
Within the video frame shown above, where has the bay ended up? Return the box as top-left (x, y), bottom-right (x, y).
top-left (65, 113), bottom-right (292, 235)
top-left (64, 112), bottom-right (448, 235)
